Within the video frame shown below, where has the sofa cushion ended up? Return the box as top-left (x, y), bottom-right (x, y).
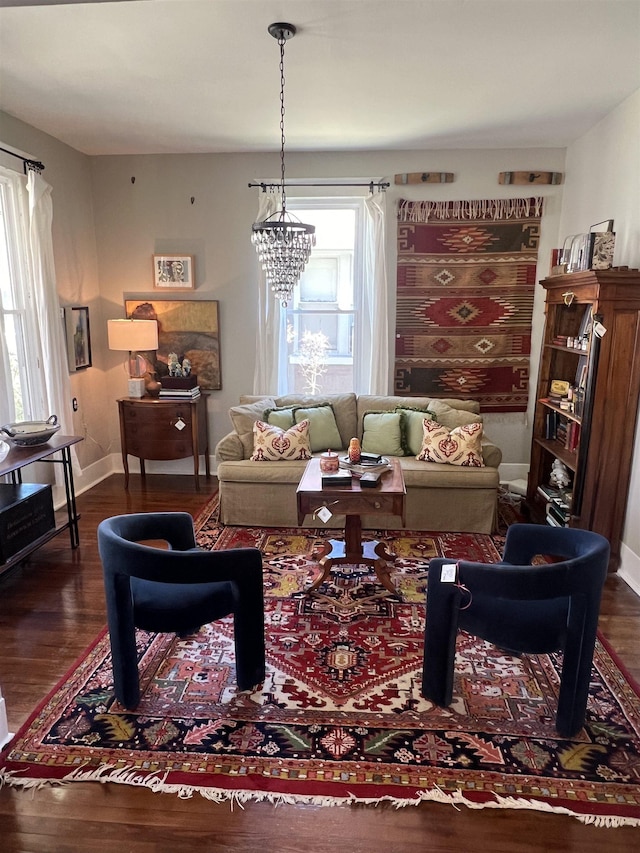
top-left (250, 419), bottom-right (312, 462)
top-left (274, 393), bottom-right (357, 448)
top-left (264, 406), bottom-right (295, 429)
top-left (229, 397), bottom-right (277, 456)
top-left (293, 405), bottom-right (343, 452)
top-left (361, 411), bottom-right (405, 457)
top-left (395, 406), bottom-right (436, 456)
top-left (356, 395), bottom-right (481, 437)
top-left (417, 421), bottom-right (485, 467)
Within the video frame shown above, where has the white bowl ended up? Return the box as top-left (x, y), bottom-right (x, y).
top-left (0, 416), bottom-right (60, 447)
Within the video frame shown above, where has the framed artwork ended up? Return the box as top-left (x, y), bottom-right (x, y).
top-left (152, 255), bottom-right (195, 290)
top-left (64, 306), bottom-right (92, 371)
top-left (124, 299), bottom-right (221, 390)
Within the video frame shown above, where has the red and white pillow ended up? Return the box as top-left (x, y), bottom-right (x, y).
top-left (250, 419), bottom-right (312, 461)
top-left (417, 420), bottom-right (484, 467)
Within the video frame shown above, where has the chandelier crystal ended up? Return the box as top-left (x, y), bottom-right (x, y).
top-left (252, 23), bottom-right (315, 307)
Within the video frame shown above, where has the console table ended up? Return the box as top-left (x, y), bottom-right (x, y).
top-left (0, 434), bottom-right (83, 576)
top-left (118, 396), bottom-right (210, 490)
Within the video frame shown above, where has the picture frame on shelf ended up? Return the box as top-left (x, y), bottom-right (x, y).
top-left (64, 306), bottom-right (92, 372)
top-left (152, 255), bottom-right (195, 290)
top-left (124, 298), bottom-right (221, 390)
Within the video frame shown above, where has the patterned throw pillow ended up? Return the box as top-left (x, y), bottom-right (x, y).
top-left (417, 420), bottom-right (485, 467)
top-left (250, 419), bottom-right (312, 462)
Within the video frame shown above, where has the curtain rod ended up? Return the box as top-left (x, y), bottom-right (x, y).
top-left (248, 180), bottom-right (389, 192)
top-left (0, 145), bottom-right (45, 174)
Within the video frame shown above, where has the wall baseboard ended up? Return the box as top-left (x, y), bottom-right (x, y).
top-left (618, 541), bottom-right (640, 598)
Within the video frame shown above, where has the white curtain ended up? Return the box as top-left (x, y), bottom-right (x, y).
top-left (253, 189), bottom-right (288, 395)
top-left (26, 169), bottom-right (75, 437)
top-left (356, 191), bottom-right (389, 394)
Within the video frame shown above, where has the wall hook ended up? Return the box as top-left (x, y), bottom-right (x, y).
top-left (190, 196), bottom-right (195, 205)
top-left (131, 177), bottom-right (136, 184)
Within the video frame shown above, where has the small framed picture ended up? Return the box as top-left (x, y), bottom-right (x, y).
top-left (64, 306), bottom-right (92, 371)
top-left (152, 255), bottom-right (195, 290)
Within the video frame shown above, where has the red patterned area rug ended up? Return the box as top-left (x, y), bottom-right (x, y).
top-left (1, 500), bottom-right (639, 827)
top-left (395, 196), bottom-right (543, 412)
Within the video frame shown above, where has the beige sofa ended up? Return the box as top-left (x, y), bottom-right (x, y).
top-left (215, 393), bottom-right (502, 533)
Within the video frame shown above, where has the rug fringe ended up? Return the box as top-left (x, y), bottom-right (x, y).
top-left (2, 766), bottom-right (638, 827)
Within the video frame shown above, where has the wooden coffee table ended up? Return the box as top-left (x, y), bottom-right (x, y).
top-left (296, 457), bottom-right (406, 596)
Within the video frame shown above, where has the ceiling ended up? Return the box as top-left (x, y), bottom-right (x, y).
top-left (0, 0), bottom-right (639, 156)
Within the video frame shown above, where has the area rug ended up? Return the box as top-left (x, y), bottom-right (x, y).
top-left (1, 498), bottom-right (639, 827)
top-left (395, 196), bottom-right (543, 412)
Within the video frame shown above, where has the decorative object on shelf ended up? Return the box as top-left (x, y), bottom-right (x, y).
top-left (0, 415), bottom-right (60, 447)
top-left (550, 458), bottom-right (570, 489)
top-left (394, 172), bottom-right (454, 184)
top-left (498, 171), bottom-right (563, 185)
top-left (251, 23), bottom-right (315, 307)
top-left (589, 220), bottom-right (616, 270)
top-left (107, 318), bottom-right (159, 398)
top-left (152, 255), bottom-right (195, 290)
top-left (125, 299), bottom-right (221, 390)
top-left (395, 196), bottom-right (543, 412)
top-left (64, 306), bottom-right (92, 371)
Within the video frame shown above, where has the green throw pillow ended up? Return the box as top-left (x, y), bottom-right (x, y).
top-left (395, 406), bottom-right (436, 456)
top-left (293, 405), bottom-right (343, 453)
top-left (264, 407), bottom-right (295, 430)
top-left (361, 411), bottom-right (405, 457)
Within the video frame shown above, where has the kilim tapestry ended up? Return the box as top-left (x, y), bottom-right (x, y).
top-left (395, 196), bottom-right (543, 412)
top-left (1, 503), bottom-right (640, 827)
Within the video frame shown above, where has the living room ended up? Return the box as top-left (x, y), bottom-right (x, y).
top-left (1, 0), bottom-right (640, 848)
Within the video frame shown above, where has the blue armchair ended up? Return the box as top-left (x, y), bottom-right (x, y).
top-left (422, 523), bottom-right (610, 737)
top-left (98, 512), bottom-right (265, 709)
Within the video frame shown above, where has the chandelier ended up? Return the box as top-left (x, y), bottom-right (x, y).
top-left (252, 23), bottom-right (315, 307)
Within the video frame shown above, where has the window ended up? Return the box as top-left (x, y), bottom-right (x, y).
top-left (284, 201), bottom-right (362, 394)
top-left (0, 169), bottom-right (36, 422)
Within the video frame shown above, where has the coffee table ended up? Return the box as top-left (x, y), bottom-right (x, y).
top-left (296, 457), bottom-right (406, 595)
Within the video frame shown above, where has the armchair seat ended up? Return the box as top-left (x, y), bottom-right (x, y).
top-left (98, 512), bottom-right (266, 709)
top-left (422, 523), bottom-right (610, 737)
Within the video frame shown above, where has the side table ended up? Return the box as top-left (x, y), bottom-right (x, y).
top-left (117, 396), bottom-right (210, 490)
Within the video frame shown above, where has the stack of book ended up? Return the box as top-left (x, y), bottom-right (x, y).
top-left (338, 454), bottom-right (391, 477)
top-left (537, 484), bottom-right (572, 527)
top-left (159, 375), bottom-right (201, 399)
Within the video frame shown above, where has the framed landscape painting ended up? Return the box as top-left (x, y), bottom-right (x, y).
top-left (64, 306), bottom-right (92, 372)
top-left (124, 299), bottom-right (221, 390)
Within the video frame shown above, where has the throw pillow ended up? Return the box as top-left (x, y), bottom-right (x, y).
top-left (395, 406), bottom-right (435, 456)
top-left (417, 420), bottom-right (485, 467)
top-left (228, 397), bottom-right (277, 457)
top-left (293, 405), bottom-right (342, 453)
top-left (361, 411), bottom-right (404, 457)
top-left (250, 419), bottom-right (312, 462)
top-left (264, 407), bottom-right (295, 430)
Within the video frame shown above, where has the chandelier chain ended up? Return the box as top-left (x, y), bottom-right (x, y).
top-left (278, 31), bottom-right (287, 213)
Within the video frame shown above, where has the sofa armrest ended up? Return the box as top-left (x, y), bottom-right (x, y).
top-left (481, 438), bottom-right (502, 469)
top-left (215, 431), bottom-right (246, 462)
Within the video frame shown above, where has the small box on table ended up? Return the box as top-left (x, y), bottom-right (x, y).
top-left (0, 483), bottom-right (55, 564)
top-left (160, 375), bottom-right (198, 390)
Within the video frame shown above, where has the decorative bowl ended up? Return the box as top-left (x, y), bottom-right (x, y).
top-left (0, 439), bottom-right (9, 462)
top-left (0, 415), bottom-right (60, 447)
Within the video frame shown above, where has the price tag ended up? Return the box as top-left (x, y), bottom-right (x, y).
top-left (593, 321), bottom-right (607, 338)
top-left (174, 418), bottom-right (186, 431)
top-left (316, 506), bottom-right (332, 523)
top-left (440, 563), bottom-right (457, 583)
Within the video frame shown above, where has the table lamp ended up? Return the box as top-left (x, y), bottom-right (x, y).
top-left (107, 319), bottom-right (159, 398)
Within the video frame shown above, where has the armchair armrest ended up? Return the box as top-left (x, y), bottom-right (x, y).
top-left (216, 431), bottom-right (245, 462)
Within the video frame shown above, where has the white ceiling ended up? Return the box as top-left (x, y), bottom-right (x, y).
top-left (0, 0), bottom-right (639, 156)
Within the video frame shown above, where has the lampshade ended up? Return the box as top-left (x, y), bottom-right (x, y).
top-left (107, 319), bottom-right (158, 352)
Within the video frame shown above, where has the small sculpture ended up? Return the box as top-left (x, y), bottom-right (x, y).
top-left (550, 458), bottom-right (570, 489)
top-left (167, 352), bottom-right (181, 376)
top-left (182, 358), bottom-right (191, 376)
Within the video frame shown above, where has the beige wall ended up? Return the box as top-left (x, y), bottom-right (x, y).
top-left (559, 89), bottom-right (640, 584)
top-left (90, 146), bottom-right (565, 460)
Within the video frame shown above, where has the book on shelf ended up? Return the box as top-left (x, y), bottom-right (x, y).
top-left (546, 501), bottom-right (569, 526)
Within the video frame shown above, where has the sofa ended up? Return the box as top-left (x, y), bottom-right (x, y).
top-left (215, 393), bottom-right (502, 533)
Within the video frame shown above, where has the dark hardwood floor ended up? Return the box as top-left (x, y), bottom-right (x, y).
top-left (0, 473), bottom-right (639, 852)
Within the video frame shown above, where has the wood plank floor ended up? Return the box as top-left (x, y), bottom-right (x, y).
top-left (0, 473), bottom-right (639, 852)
